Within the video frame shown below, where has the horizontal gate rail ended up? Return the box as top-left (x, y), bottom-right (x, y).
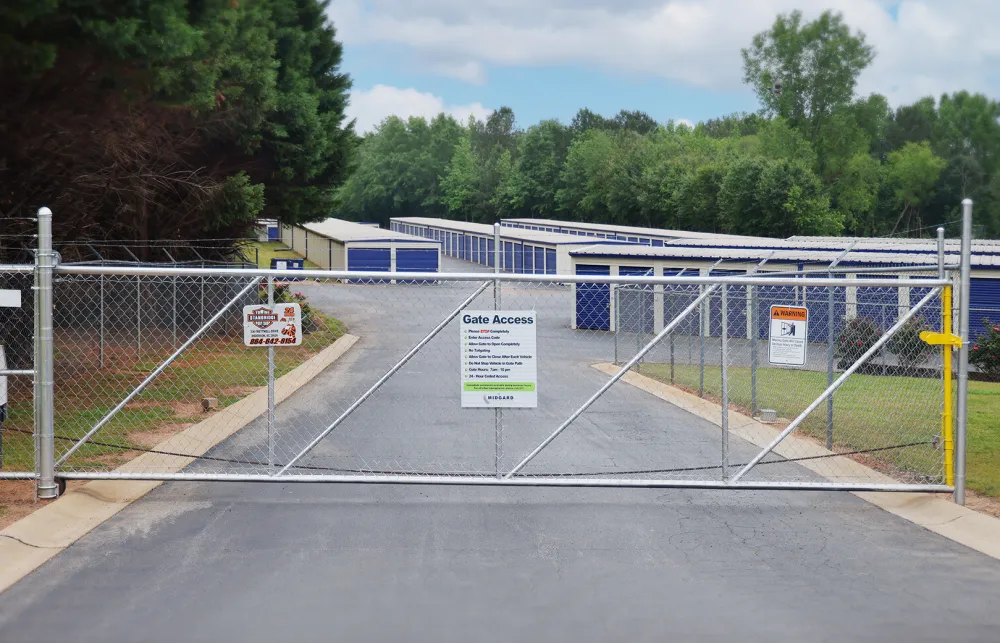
top-left (54, 471), bottom-right (952, 492)
top-left (54, 264), bottom-right (950, 289)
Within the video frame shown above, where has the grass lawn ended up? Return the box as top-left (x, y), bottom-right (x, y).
top-left (0, 312), bottom-right (345, 473)
top-left (245, 240), bottom-right (320, 270)
top-left (637, 362), bottom-right (1000, 499)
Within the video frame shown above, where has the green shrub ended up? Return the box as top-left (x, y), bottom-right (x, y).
top-left (836, 316), bottom-right (883, 369)
top-left (888, 317), bottom-right (934, 368)
top-left (970, 319), bottom-right (1000, 377)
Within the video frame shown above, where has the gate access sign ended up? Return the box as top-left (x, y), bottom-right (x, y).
top-left (768, 305), bottom-right (808, 367)
top-left (461, 310), bottom-right (537, 408)
top-left (243, 303), bottom-right (302, 347)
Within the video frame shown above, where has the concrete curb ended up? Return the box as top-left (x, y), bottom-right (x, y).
top-left (0, 334), bottom-right (359, 593)
top-left (594, 363), bottom-right (1000, 561)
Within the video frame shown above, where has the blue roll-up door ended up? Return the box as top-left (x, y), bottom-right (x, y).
top-left (396, 248), bottom-right (438, 284)
top-left (523, 245), bottom-right (534, 273)
top-left (857, 275), bottom-right (898, 331)
top-left (969, 277), bottom-right (1000, 335)
top-left (805, 275), bottom-right (847, 343)
top-left (576, 265), bottom-right (611, 330)
top-left (514, 243), bottom-right (524, 273)
top-left (504, 242), bottom-right (514, 272)
top-left (662, 269), bottom-right (698, 336)
top-left (618, 266), bottom-right (654, 334)
top-left (487, 239), bottom-right (495, 267)
top-left (909, 284), bottom-right (942, 332)
top-left (347, 248), bottom-right (391, 283)
top-left (478, 238), bottom-right (486, 264)
top-left (545, 249), bottom-right (556, 274)
top-left (471, 236), bottom-right (478, 263)
top-left (709, 270), bottom-right (747, 338)
top-left (534, 247), bottom-right (544, 275)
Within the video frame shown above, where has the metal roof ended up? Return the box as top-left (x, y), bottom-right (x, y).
top-left (301, 218), bottom-right (436, 244)
top-left (789, 235), bottom-right (1000, 248)
top-left (502, 218), bottom-right (761, 241)
top-left (659, 236), bottom-right (1000, 256)
top-left (391, 217), bottom-right (626, 246)
top-left (569, 244), bottom-right (1000, 268)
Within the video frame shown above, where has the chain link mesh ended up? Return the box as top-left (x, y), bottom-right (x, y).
top-left (1, 265), bottom-right (953, 488)
top-left (0, 271), bottom-right (34, 476)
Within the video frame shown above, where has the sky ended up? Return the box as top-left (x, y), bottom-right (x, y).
top-left (328, 0), bottom-right (1000, 133)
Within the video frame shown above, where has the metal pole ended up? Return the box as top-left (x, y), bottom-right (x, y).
top-left (614, 287), bottom-right (619, 364)
top-left (955, 199), bottom-right (972, 505)
top-left (57, 277), bottom-right (262, 466)
top-left (493, 223), bottom-right (501, 479)
top-left (277, 281), bottom-right (492, 476)
top-left (730, 287), bottom-right (941, 484)
top-left (136, 274), bottom-right (141, 360)
top-left (826, 282), bottom-right (835, 449)
top-left (267, 276), bottom-right (275, 470)
top-left (506, 283), bottom-right (720, 478)
top-left (99, 272), bottom-right (105, 369)
top-left (172, 274), bottom-right (178, 351)
top-left (35, 207), bottom-right (57, 499)
top-left (699, 290), bottom-right (706, 397)
top-left (750, 285), bottom-right (758, 414)
top-left (669, 291), bottom-right (675, 384)
top-left (937, 227), bottom-right (946, 281)
top-left (721, 285), bottom-right (729, 480)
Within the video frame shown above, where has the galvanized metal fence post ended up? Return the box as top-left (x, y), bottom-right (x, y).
top-left (267, 276), bottom-right (275, 469)
top-left (721, 284), bottom-right (729, 480)
top-left (493, 223), bottom-right (502, 479)
top-left (826, 280), bottom-right (835, 449)
top-left (613, 287), bottom-right (619, 364)
top-left (750, 284), bottom-right (758, 414)
top-left (699, 287), bottom-right (706, 397)
top-left (955, 199), bottom-right (972, 505)
top-left (136, 274), bottom-right (141, 360)
top-left (99, 272), bottom-right (105, 369)
top-left (35, 207), bottom-right (58, 499)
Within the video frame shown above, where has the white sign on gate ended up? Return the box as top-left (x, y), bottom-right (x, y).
top-left (461, 310), bottom-right (537, 408)
top-left (768, 305), bottom-right (808, 367)
top-left (0, 290), bottom-right (21, 308)
top-left (243, 303), bottom-right (302, 347)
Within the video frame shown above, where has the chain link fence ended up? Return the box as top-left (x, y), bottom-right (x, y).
top-left (0, 267), bottom-right (942, 491)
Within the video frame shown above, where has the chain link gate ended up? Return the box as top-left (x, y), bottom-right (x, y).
top-left (0, 204), bottom-right (978, 502)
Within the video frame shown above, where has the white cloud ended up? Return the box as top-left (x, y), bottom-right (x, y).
top-left (675, 118), bottom-right (696, 128)
top-left (329, 0), bottom-right (1000, 107)
top-left (346, 84), bottom-right (492, 133)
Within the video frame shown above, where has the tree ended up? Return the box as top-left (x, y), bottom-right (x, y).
top-left (503, 120), bottom-right (573, 219)
top-left (0, 0), bottom-right (354, 258)
top-left (742, 10), bottom-right (874, 154)
top-left (886, 142), bottom-right (947, 234)
top-left (439, 135), bottom-right (481, 221)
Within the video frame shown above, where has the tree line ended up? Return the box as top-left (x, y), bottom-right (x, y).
top-left (1, 0), bottom-right (355, 260)
top-left (338, 11), bottom-right (1000, 239)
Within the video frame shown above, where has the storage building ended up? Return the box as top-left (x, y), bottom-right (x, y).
top-left (500, 218), bottom-right (761, 245)
top-left (567, 244), bottom-right (1000, 339)
top-left (389, 217), bottom-right (630, 275)
top-left (280, 218), bottom-right (440, 275)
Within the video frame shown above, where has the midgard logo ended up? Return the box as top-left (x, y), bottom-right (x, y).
top-left (462, 314), bottom-right (534, 325)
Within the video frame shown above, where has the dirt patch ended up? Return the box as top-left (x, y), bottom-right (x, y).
top-left (220, 386), bottom-right (259, 398)
top-left (171, 401), bottom-right (203, 419)
top-left (0, 480), bottom-right (86, 531)
top-left (965, 491), bottom-right (1000, 519)
top-left (127, 423), bottom-right (196, 449)
top-left (125, 400), bottom-right (168, 410)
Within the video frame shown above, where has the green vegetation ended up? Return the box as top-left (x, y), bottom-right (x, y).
top-left (0, 309), bottom-right (345, 472)
top-left (637, 362), bottom-right (1000, 499)
top-left (338, 10), bottom-right (1000, 238)
top-left (1, 0), bottom-right (355, 258)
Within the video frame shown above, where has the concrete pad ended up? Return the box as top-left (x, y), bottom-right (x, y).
top-left (597, 363), bottom-right (1000, 560)
top-left (0, 334), bottom-right (358, 593)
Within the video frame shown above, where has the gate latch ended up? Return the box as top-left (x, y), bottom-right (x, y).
top-left (919, 331), bottom-right (962, 348)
